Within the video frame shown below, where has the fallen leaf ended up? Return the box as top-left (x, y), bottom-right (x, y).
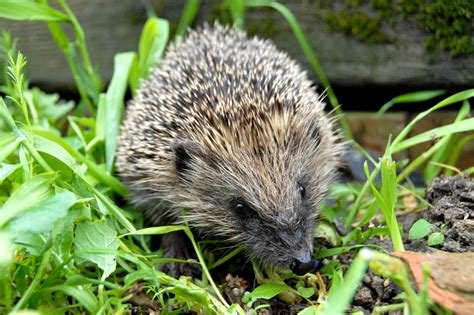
top-left (393, 251), bottom-right (474, 315)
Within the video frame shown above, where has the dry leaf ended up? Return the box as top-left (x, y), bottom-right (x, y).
top-left (393, 251), bottom-right (474, 315)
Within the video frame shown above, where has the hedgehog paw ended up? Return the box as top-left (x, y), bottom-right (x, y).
top-left (158, 231), bottom-right (202, 278)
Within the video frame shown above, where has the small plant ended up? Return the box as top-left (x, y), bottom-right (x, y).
top-left (0, 1), bottom-right (473, 314)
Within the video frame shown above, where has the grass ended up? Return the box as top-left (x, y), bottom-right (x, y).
top-left (0, 0), bottom-right (473, 314)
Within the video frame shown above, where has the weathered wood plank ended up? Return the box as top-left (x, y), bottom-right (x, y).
top-left (0, 0), bottom-right (472, 91)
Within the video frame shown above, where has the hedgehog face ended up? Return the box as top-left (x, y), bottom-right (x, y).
top-left (172, 123), bottom-right (334, 273)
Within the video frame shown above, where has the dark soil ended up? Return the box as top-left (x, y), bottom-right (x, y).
top-left (349, 176), bottom-right (474, 314)
top-left (424, 176), bottom-right (474, 252)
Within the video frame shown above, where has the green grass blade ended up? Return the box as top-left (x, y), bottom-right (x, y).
top-left (377, 89), bottom-right (445, 115)
top-left (175, 0), bottom-right (201, 38)
top-left (322, 248), bottom-right (371, 315)
top-left (0, 0), bottom-right (69, 22)
top-left (393, 117), bottom-right (474, 153)
top-left (391, 89), bottom-right (474, 149)
top-left (138, 18), bottom-right (169, 80)
top-left (445, 134), bottom-right (474, 176)
top-left (424, 101), bottom-right (470, 180)
top-left (226, 0), bottom-right (245, 29)
top-left (105, 52), bottom-right (135, 174)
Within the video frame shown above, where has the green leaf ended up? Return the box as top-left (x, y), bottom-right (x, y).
top-left (95, 93), bottom-right (106, 141)
top-left (378, 90), bottom-right (445, 114)
top-left (138, 17), bottom-right (169, 80)
top-left (34, 134), bottom-right (80, 179)
top-left (394, 117), bottom-right (474, 152)
top-left (175, 0), bottom-right (201, 37)
top-left (249, 283), bottom-right (291, 300)
top-left (14, 230), bottom-right (51, 256)
top-left (8, 190), bottom-right (75, 238)
top-left (44, 285), bottom-right (98, 313)
top-left (0, 232), bottom-right (13, 265)
top-left (408, 219), bottom-right (432, 240)
top-left (427, 232), bottom-right (444, 246)
top-left (0, 163), bottom-right (21, 182)
top-left (54, 208), bottom-right (82, 262)
top-left (0, 133), bottom-right (21, 163)
top-left (105, 52), bottom-right (135, 173)
top-left (74, 220), bottom-right (119, 279)
top-left (298, 305), bottom-right (319, 315)
top-left (226, 0), bottom-right (245, 29)
top-left (322, 248), bottom-right (371, 315)
top-left (124, 225), bottom-right (187, 236)
top-left (0, 0), bottom-right (69, 22)
top-left (0, 173), bottom-right (55, 227)
top-left (296, 286), bottom-right (315, 299)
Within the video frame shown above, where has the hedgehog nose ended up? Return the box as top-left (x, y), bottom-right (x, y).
top-left (291, 254), bottom-right (323, 275)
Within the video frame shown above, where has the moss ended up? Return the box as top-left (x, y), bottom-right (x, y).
top-left (415, 0), bottom-right (474, 57)
top-left (324, 10), bottom-right (388, 43)
top-left (318, 0), bottom-right (474, 57)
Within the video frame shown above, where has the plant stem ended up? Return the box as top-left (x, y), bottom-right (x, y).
top-left (184, 229), bottom-right (229, 308)
top-left (12, 248), bottom-right (52, 312)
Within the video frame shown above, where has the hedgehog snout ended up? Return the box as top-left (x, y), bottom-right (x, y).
top-left (290, 254), bottom-right (323, 275)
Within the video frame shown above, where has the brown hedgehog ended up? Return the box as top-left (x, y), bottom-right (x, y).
top-left (116, 24), bottom-right (341, 276)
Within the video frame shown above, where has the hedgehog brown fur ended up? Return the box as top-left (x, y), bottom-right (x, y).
top-left (116, 24), bottom-right (342, 275)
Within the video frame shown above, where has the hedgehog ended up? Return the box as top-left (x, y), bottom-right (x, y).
top-left (116, 24), bottom-right (341, 276)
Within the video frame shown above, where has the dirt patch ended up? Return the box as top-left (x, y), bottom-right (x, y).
top-left (424, 176), bottom-right (474, 252)
top-left (350, 176), bottom-right (474, 314)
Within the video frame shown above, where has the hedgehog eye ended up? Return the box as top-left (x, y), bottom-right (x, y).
top-left (232, 199), bottom-right (257, 222)
top-left (298, 184), bottom-right (306, 199)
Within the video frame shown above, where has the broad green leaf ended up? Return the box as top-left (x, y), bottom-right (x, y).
top-left (14, 231), bottom-right (50, 256)
top-left (298, 305), bottom-right (319, 315)
top-left (74, 220), bottom-right (119, 279)
top-left (44, 285), bottom-right (98, 314)
top-left (34, 134), bottom-right (80, 179)
top-left (0, 133), bottom-right (21, 163)
top-left (427, 232), bottom-right (444, 246)
top-left (8, 190), bottom-right (76, 237)
top-left (296, 286), bottom-right (314, 299)
top-left (170, 282), bottom-right (212, 308)
top-left (105, 52), bottom-right (135, 173)
top-left (0, 163), bottom-right (21, 181)
top-left (138, 17), bottom-right (169, 79)
top-left (0, 232), bottom-right (12, 265)
top-left (408, 219), bottom-right (432, 240)
top-left (249, 283), bottom-right (291, 300)
top-left (33, 128), bottom-right (127, 197)
top-left (0, 173), bottom-right (55, 227)
top-left (0, 0), bottom-right (69, 22)
top-left (54, 208), bottom-right (82, 261)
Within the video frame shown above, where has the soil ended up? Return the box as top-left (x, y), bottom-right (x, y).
top-left (349, 176), bottom-right (474, 314)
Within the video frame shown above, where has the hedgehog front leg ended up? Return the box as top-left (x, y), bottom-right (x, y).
top-left (159, 231), bottom-right (202, 278)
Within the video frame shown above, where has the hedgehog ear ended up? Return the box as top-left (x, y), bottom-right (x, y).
top-left (173, 141), bottom-right (207, 175)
